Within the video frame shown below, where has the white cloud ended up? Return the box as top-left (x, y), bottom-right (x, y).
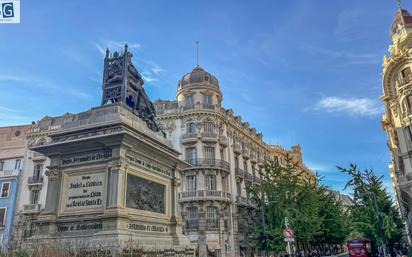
top-left (314, 96), bottom-right (383, 117)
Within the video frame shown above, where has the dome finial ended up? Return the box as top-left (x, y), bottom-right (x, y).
top-left (196, 41), bottom-right (199, 67)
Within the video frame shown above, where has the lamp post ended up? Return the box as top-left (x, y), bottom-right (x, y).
top-left (362, 191), bottom-right (387, 257)
top-left (261, 199), bottom-right (268, 257)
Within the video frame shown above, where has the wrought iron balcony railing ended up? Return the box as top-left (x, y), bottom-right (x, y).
top-left (185, 158), bottom-right (230, 170)
top-left (28, 176), bottom-right (44, 184)
top-left (179, 190), bottom-right (232, 202)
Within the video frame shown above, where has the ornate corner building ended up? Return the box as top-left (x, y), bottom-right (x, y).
top-left (381, 7), bottom-right (412, 239)
top-left (154, 66), bottom-right (314, 257)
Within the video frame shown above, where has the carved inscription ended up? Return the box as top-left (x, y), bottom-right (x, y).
top-left (126, 174), bottom-right (165, 213)
top-left (57, 222), bottom-right (103, 232)
top-left (126, 154), bottom-right (171, 177)
top-left (127, 223), bottom-right (168, 233)
top-left (65, 173), bottom-right (104, 211)
top-left (62, 150), bottom-right (112, 166)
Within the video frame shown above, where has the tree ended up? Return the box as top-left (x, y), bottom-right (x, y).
top-left (338, 164), bottom-right (404, 254)
top-left (247, 156), bottom-right (350, 254)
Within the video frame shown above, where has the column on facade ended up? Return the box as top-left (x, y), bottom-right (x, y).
top-left (43, 169), bottom-right (61, 215)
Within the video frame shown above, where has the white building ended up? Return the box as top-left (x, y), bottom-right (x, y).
top-left (154, 66), bottom-right (314, 257)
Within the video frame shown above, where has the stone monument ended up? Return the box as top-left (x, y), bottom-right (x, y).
top-left (25, 45), bottom-right (190, 252)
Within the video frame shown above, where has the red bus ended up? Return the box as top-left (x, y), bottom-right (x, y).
top-left (347, 238), bottom-right (371, 257)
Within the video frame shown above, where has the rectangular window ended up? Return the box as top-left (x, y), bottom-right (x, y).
top-left (1, 183), bottom-right (9, 198)
top-left (0, 208), bottom-right (6, 227)
top-left (204, 95), bottom-right (212, 106)
top-left (204, 147), bottom-right (215, 160)
top-left (30, 190), bottom-right (40, 204)
top-left (188, 207), bottom-right (198, 220)
top-left (15, 159), bottom-right (21, 170)
top-left (0, 161), bottom-right (3, 171)
top-left (243, 161), bottom-right (248, 172)
top-left (206, 175), bottom-right (217, 191)
top-left (186, 122), bottom-right (196, 133)
top-left (187, 175), bottom-right (197, 191)
top-left (185, 147), bottom-right (197, 164)
top-left (186, 95), bottom-right (193, 107)
top-left (33, 164), bottom-right (43, 178)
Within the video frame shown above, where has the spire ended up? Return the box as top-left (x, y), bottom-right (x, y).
top-left (396, 0), bottom-right (402, 10)
top-left (196, 41), bottom-right (199, 67)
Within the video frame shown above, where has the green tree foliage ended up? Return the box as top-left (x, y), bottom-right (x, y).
top-left (338, 164), bottom-right (404, 251)
top-left (247, 156), bottom-right (350, 253)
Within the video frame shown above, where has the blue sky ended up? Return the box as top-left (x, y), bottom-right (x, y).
top-left (0, 0), bottom-right (403, 192)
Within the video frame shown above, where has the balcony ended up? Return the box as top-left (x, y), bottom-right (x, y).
top-left (236, 196), bottom-right (257, 208)
top-left (242, 149), bottom-right (250, 159)
top-left (201, 132), bottom-right (218, 143)
top-left (233, 143), bottom-right (241, 154)
top-left (235, 168), bottom-right (245, 179)
top-left (245, 172), bottom-right (253, 182)
top-left (185, 219), bottom-right (199, 232)
top-left (218, 135), bottom-right (228, 146)
top-left (206, 218), bottom-right (219, 231)
top-left (28, 176), bottom-right (44, 185)
top-left (181, 133), bottom-right (198, 144)
top-left (32, 152), bottom-right (46, 161)
top-left (22, 203), bottom-right (41, 214)
top-left (200, 104), bottom-right (215, 110)
top-left (253, 175), bottom-right (262, 184)
top-left (185, 158), bottom-right (230, 171)
top-left (236, 196), bottom-right (248, 205)
top-left (182, 105), bottom-right (195, 111)
top-left (182, 104), bottom-right (217, 112)
top-left (178, 190), bottom-right (232, 202)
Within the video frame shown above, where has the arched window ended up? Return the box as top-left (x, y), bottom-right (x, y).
top-left (206, 206), bottom-right (218, 220)
top-left (203, 122), bottom-right (214, 133)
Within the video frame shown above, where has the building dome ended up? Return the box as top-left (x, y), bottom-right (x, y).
top-left (178, 66), bottom-right (219, 89)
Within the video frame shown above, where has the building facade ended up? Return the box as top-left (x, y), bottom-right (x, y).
top-left (381, 7), bottom-right (412, 240)
top-left (12, 119), bottom-right (58, 249)
top-left (0, 125), bottom-right (30, 250)
top-left (154, 66), bottom-right (314, 257)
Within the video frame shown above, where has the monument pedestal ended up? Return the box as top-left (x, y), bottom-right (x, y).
top-left (25, 104), bottom-right (189, 251)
